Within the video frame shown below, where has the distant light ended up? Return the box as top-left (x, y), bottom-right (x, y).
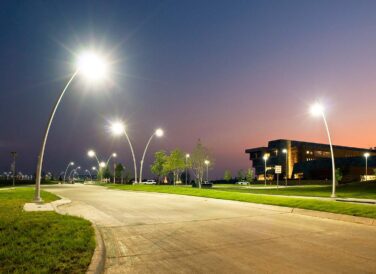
top-left (99, 162), bottom-right (106, 168)
top-left (111, 121), bottom-right (125, 136)
top-left (92, 166), bottom-right (97, 170)
top-left (263, 154), bottom-right (269, 161)
top-left (112, 153), bottom-right (117, 157)
top-left (77, 51), bottom-right (108, 81)
top-left (282, 149), bottom-right (287, 154)
top-left (186, 154), bottom-right (190, 158)
top-left (310, 103), bottom-right (324, 116)
top-left (88, 150), bottom-right (95, 157)
top-left (70, 162), bottom-right (75, 165)
top-left (204, 160), bottom-right (210, 165)
top-left (155, 128), bottom-right (164, 137)
top-left (364, 152), bottom-right (370, 158)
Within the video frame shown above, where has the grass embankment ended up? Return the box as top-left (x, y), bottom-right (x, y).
top-left (105, 184), bottom-right (376, 219)
top-left (214, 182), bottom-right (376, 199)
top-left (0, 188), bottom-right (95, 273)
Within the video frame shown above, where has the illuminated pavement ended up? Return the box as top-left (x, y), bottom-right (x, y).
top-left (45, 184), bottom-right (376, 273)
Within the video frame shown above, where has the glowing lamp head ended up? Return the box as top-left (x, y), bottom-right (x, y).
top-left (111, 122), bottom-right (125, 136)
top-left (92, 166), bottom-right (97, 171)
top-left (155, 128), bottom-right (164, 137)
top-left (99, 162), bottom-right (106, 168)
top-left (263, 154), bottom-right (269, 161)
top-left (364, 152), bottom-right (370, 158)
top-left (77, 51), bottom-right (108, 81)
top-left (186, 154), bottom-right (190, 158)
top-left (204, 160), bottom-right (210, 165)
top-left (88, 150), bottom-right (95, 157)
top-left (310, 103), bottom-right (324, 117)
top-left (77, 166), bottom-right (81, 169)
top-left (282, 149), bottom-right (287, 154)
top-left (112, 153), bottom-right (117, 157)
top-left (70, 162), bottom-right (75, 165)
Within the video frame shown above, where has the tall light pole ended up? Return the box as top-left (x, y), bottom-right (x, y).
top-left (63, 161), bottom-right (74, 182)
top-left (364, 152), bottom-right (370, 181)
top-left (110, 121), bottom-right (138, 184)
top-left (69, 166), bottom-right (80, 181)
top-left (204, 160), bottom-right (210, 182)
top-left (34, 51), bottom-right (108, 202)
top-left (282, 149), bottom-right (288, 186)
top-left (263, 154), bottom-right (269, 186)
top-left (310, 103), bottom-right (336, 198)
top-left (185, 154), bottom-right (190, 185)
top-left (139, 129), bottom-right (164, 184)
top-left (85, 169), bottom-right (92, 180)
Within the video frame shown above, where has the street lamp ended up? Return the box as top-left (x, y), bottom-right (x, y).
top-left (139, 128), bottom-right (164, 184)
top-left (85, 169), bottom-right (92, 180)
top-left (88, 150), bottom-right (102, 181)
top-left (34, 51), bottom-right (108, 202)
top-left (204, 160), bottom-right (210, 182)
top-left (310, 102), bottom-right (336, 198)
top-left (185, 154), bottom-right (190, 185)
top-left (282, 149), bottom-right (288, 186)
top-left (364, 152), bottom-right (370, 180)
top-left (63, 161), bottom-right (74, 182)
top-left (69, 166), bottom-right (80, 181)
top-left (263, 154), bottom-right (269, 186)
top-left (106, 153), bottom-right (117, 166)
top-left (110, 121), bottom-right (138, 184)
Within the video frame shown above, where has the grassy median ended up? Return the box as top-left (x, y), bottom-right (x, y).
top-left (0, 188), bottom-right (95, 273)
top-left (105, 184), bottom-right (376, 219)
top-left (214, 182), bottom-right (376, 199)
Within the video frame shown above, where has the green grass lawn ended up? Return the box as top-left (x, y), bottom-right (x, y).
top-left (0, 188), bottom-right (95, 273)
top-left (214, 182), bottom-right (376, 199)
top-left (104, 184), bottom-right (376, 219)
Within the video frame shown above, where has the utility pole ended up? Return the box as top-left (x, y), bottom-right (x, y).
top-left (11, 152), bottom-right (17, 187)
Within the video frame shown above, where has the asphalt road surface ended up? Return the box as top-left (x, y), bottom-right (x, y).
top-left (45, 184), bottom-right (376, 274)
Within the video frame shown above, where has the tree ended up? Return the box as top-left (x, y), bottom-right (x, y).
top-left (237, 169), bottom-right (245, 181)
top-left (151, 150), bottom-right (167, 184)
top-left (114, 163), bottom-right (124, 183)
top-left (335, 168), bottom-right (343, 183)
top-left (190, 140), bottom-right (214, 188)
top-left (102, 166), bottom-right (112, 180)
top-left (224, 170), bottom-right (232, 182)
top-left (164, 149), bottom-right (185, 185)
top-left (246, 168), bottom-right (254, 183)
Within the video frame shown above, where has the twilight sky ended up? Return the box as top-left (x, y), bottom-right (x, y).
top-left (0, 0), bottom-right (375, 179)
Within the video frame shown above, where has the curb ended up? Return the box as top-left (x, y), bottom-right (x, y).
top-left (291, 208), bottom-right (376, 226)
top-left (50, 194), bottom-right (106, 274)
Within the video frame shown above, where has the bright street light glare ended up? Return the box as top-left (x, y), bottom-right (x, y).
top-left (111, 121), bottom-right (125, 136)
top-left (186, 154), bottom-right (190, 158)
top-left (88, 150), bottom-right (95, 157)
top-left (70, 162), bottom-right (74, 165)
top-left (204, 160), bottom-right (210, 165)
top-left (77, 51), bottom-right (108, 81)
top-left (92, 167), bottom-right (97, 170)
top-left (155, 128), bottom-right (164, 137)
top-left (112, 153), bottom-right (117, 157)
top-left (310, 103), bottom-right (324, 116)
top-left (282, 149), bottom-right (287, 154)
top-left (99, 162), bottom-right (106, 168)
top-left (364, 152), bottom-right (370, 158)
top-left (263, 154), bottom-right (269, 161)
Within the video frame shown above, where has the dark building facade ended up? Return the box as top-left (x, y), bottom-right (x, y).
top-left (245, 139), bottom-right (376, 181)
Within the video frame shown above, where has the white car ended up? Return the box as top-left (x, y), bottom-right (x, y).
top-left (143, 180), bottom-right (157, 185)
top-left (236, 181), bottom-right (249, 185)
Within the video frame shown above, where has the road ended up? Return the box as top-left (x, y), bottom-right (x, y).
top-left (45, 184), bottom-right (376, 274)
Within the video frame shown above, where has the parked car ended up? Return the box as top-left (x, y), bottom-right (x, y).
top-left (143, 180), bottom-right (157, 185)
top-left (236, 181), bottom-right (249, 185)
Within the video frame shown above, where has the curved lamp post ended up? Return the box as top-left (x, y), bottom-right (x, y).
top-left (263, 154), bottom-right (269, 186)
top-left (139, 129), bottom-right (164, 184)
top-left (85, 169), bottom-right (92, 180)
top-left (63, 161), bottom-right (74, 182)
top-left (110, 121), bottom-right (138, 184)
top-left (282, 149), bottom-right (288, 186)
top-left (310, 103), bottom-right (336, 198)
top-left (34, 51), bottom-right (108, 202)
top-left (364, 152), bottom-right (370, 180)
top-left (106, 153), bottom-right (117, 166)
top-left (69, 166), bottom-right (80, 181)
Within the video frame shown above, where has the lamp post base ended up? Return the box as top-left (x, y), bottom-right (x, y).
top-left (33, 197), bottom-right (43, 203)
top-left (330, 194), bottom-right (336, 198)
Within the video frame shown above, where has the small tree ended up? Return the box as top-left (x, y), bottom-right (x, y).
top-left (114, 163), bottom-right (124, 183)
top-left (224, 170), bottom-right (232, 182)
top-left (164, 149), bottom-right (185, 185)
top-left (246, 168), bottom-right (254, 183)
top-left (335, 168), bottom-right (343, 183)
top-left (151, 151), bottom-right (167, 184)
top-left (190, 140), bottom-right (214, 188)
top-left (237, 169), bottom-right (245, 181)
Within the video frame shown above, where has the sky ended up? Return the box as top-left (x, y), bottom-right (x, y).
top-left (0, 0), bottom-right (375, 179)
